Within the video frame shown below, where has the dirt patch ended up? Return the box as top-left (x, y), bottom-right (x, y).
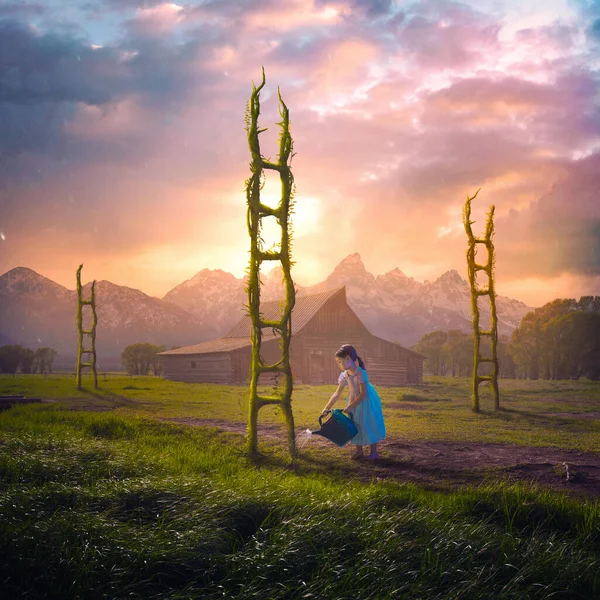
top-left (386, 403), bottom-right (429, 410)
top-left (42, 396), bottom-right (153, 411)
top-left (374, 439), bottom-right (600, 499)
top-left (161, 417), bottom-right (278, 434)
top-left (541, 412), bottom-right (600, 419)
top-left (42, 398), bottom-right (114, 412)
top-left (565, 399), bottom-right (600, 407)
top-left (159, 417), bottom-right (600, 500)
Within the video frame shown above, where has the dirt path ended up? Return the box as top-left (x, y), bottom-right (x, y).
top-left (160, 417), bottom-right (600, 500)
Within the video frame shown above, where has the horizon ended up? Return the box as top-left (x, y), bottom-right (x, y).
top-left (1, 0), bottom-right (599, 308)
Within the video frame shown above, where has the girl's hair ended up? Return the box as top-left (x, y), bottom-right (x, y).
top-left (335, 344), bottom-right (366, 370)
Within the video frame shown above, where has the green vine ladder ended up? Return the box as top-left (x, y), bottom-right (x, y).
top-left (75, 264), bottom-right (99, 389)
top-left (462, 189), bottom-right (500, 412)
top-left (244, 67), bottom-right (298, 457)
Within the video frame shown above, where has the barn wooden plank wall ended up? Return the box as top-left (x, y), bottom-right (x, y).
top-left (161, 340), bottom-right (424, 386)
top-left (162, 344), bottom-right (423, 385)
top-left (367, 358), bottom-right (407, 386)
top-left (162, 353), bottom-right (233, 384)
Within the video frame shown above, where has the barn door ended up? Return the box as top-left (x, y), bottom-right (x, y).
top-left (307, 349), bottom-right (327, 384)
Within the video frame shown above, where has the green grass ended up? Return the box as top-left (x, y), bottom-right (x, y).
top-left (2, 373), bottom-right (600, 452)
top-left (1, 375), bottom-right (600, 598)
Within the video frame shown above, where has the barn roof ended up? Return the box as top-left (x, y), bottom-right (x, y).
top-left (222, 286), bottom-right (345, 338)
top-left (158, 285), bottom-right (426, 360)
top-left (156, 337), bottom-right (259, 355)
top-left (158, 287), bottom-right (346, 356)
top-left (158, 287), bottom-right (345, 356)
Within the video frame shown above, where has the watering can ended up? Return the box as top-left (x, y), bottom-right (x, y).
top-left (310, 408), bottom-right (358, 447)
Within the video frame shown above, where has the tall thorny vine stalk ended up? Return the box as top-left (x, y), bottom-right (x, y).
top-left (243, 66), bottom-right (298, 457)
top-left (75, 264), bottom-right (98, 390)
top-left (463, 189), bottom-right (500, 412)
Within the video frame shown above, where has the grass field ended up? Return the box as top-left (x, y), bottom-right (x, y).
top-left (1, 374), bottom-right (599, 598)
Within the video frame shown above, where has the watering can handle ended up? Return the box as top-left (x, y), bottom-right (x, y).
top-left (318, 410), bottom-right (331, 427)
top-left (318, 408), bottom-right (354, 426)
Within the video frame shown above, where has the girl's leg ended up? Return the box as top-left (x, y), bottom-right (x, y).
top-left (367, 443), bottom-right (379, 459)
top-left (351, 444), bottom-right (364, 459)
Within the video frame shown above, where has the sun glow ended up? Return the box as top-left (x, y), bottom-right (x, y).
top-left (257, 177), bottom-right (323, 237)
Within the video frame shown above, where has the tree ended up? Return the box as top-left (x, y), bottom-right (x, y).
top-left (509, 313), bottom-right (543, 379)
top-left (121, 343), bottom-right (165, 375)
top-left (33, 347), bottom-right (58, 373)
top-left (542, 314), bottom-right (574, 379)
top-left (0, 345), bottom-right (59, 375)
top-left (578, 313), bottom-right (600, 380)
top-left (441, 329), bottom-right (473, 377)
top-left (150, 345), bottom-right (167, 375)
top-left (497, 335), bottom-right (516, 378)
top-left (507, 296), bottom-right (600, 380)
top-left (20, 348), bottom-right (35, 374)
top-left (0, 345), bottom-right (24, 374)
top-left (556, 312), bottom-right (600, 380)
top-left (415, 331), bottom-right (448, 376)
top-left (574, 295), bottom-right (600, 313)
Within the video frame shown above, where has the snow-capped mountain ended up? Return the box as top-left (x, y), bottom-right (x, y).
top-left (0, 267), bottom-right (209, 368)
top-left (0, 255), bottom-right (535, 367)
top-left (163, 268), bottom-right (248, 335)
top-left (295, 254), bottom-right (530, 345)
top-left (175, 255), bottom-right (533, 348)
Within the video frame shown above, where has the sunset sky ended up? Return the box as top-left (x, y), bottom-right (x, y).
top-left (1, 0), bottom-right (599, 308)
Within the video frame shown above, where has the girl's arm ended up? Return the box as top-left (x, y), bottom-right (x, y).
top-left (345, 382), bottom-right (367, 412)
top-left (322, 382), bottom-right (345, 414)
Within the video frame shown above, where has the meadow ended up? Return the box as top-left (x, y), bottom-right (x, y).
top-left (1, 373), bottom-right (599, 598)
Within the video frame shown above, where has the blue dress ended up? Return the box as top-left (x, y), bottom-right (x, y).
top-left (338, 367), bottom-right (386, 446)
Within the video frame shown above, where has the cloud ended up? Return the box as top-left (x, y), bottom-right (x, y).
top-left (570, 0), bottom-right (600, 42)
top-left (0, 16), bottom-right (226, 186)
top-left (2, 0), bottom-right (600, 305)
top-left (495, 151), bottom-right (600, 278)
top-left (0, 19), bottom-right (127, 105)
top-left (420, 71), bottom-right (600, 150)
top-left (123, 2), bottom-right (186, 37)
top-left (83, 0), bottom-right (166, 12)
top-left (572, 0), bottom-right (600, 18)
top-left (0, 2), bottom-right (45, 17)
top-left (314, 0), bottom-right (394, 17)
top-left (387, 0), bottom-right (502, 71)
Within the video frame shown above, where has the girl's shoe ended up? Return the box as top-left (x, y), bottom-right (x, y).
top-left (365, 453), bottom-right (380, 460)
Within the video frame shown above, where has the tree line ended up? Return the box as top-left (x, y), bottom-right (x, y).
top-left (414, 296), bottom-right (600, 380)
top-left (2, 296), bottom-right (598, 380)
top-left (0, 346), bottom-right (58, 375)
top-left (119, 343), bottom-right (179, 376)
top-left (0, 343), bottom-right (180, 376)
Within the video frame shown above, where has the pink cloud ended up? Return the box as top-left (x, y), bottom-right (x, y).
top-left (128, 2), bottom-right (185, 36)
top-left (2, 0), bottom-right (600, 307)
top-left (388, 1), bottom-right (502, 71)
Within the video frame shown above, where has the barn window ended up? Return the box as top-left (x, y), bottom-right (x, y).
top-left (191, 361), bottom-right (196, 368)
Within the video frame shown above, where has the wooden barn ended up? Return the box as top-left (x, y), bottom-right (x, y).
top-left (158, 286), bottom-right (425, 386)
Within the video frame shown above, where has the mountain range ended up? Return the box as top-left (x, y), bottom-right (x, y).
top-left (0, 254), bottom-right (535, 370)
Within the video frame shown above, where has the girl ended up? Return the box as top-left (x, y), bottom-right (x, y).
top-left (321, 344), bottom-right (386, 460)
